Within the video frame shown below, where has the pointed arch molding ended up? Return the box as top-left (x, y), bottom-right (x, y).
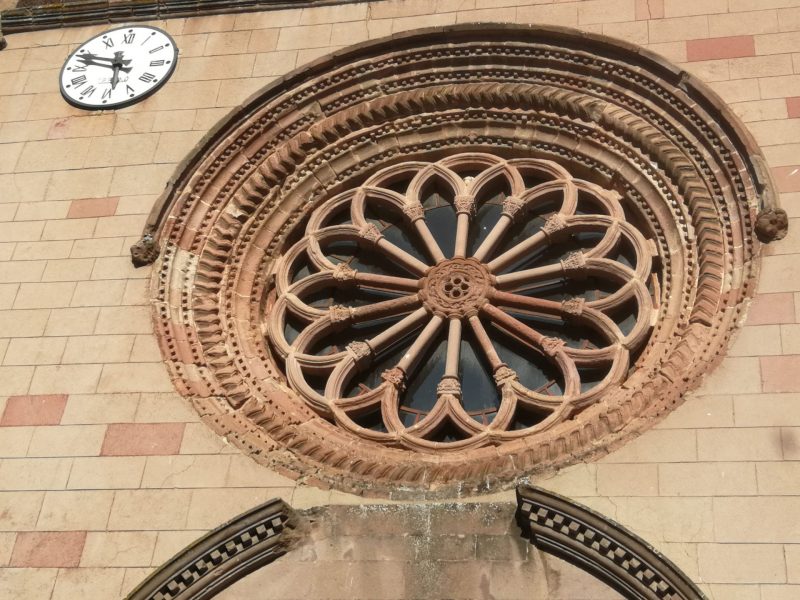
top-left (516, 486), bottom-right (706, 600)
top-left (142, 23), bottom-right (783, 496)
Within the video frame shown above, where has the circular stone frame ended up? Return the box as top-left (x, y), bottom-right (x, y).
top-left (145, 24), bottom-right (777, 497)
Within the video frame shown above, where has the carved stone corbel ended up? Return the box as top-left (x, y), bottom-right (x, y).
top-left (130, 234), bottom-right (159, 267)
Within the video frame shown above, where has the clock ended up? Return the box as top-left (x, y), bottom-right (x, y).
top-left (60, 25), bottom-right (178, 110)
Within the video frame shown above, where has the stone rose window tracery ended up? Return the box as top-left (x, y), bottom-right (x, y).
top-left (268, 154), bottom-right (657, 449)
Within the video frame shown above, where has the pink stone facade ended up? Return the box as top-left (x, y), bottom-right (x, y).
top-left (0, 1), bottom-right (799, 598)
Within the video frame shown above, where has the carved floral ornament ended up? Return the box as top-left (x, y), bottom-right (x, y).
top-left (145, 24), bottom-right (783, 496)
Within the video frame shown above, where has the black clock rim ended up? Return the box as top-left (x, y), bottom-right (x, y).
top-left (59, 24), bottom-right (179, 111)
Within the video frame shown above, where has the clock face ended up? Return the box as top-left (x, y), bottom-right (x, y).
top-left (60, 25), bottom-right (178, 110)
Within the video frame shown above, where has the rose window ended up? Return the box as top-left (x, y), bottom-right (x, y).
top-left (152, 25), bottom-right (769, 493)
top-left (267, 153), bottom-right (657, 450)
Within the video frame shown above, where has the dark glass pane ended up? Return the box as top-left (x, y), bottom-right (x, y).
top-left (351, 407), bottom-right (388, 433)
top-left (459, 330), bottom-right (501, 424)
top-left (511, 404), bottom-right (552, 430)
top-left (343, 333), bottom-right (416, 398)
top-left (399, 335), bottom-right (447, 426)
top-left (364, 201), bottom-right (429, 264)
top-left (430, 418), bottom-right (469, 443)
top-left (421, 182), bottom-right (457, 258)
top-left (324, 240), bottom-right (412, 278)
top-left (488, 318), bottom-right (564, 395)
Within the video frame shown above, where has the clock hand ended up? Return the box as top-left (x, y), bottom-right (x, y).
top-left (111, 64), bottom-right (120, 90)
top-left (76, 53), bottom-right (133, 71)
top-left (110, 51), bottom-right (125, 89)
top-left (81, 52), bottom-right (132, 65)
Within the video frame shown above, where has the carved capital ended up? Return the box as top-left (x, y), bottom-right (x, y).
top-left (346, 341), bottom-right (372, 362)
top-left (402, 202), bottom-right (425, 221)
top-left (561, 297), bottom-right (585, 317)
top-left (755, 207), bottom-right (789, 243)
top-left (454, 195), bottom-right (475, 216)
top-left (381, 368), bottom-right (406, 389)
top-left (542, 213), bottom-right (568, 238)
top-left (359, 223), bottom-right (383, 243)
top-left (329, 305), bottom-right (354, 323)
top-left (502, 196), bottom-right (524, 218)
top-left (561, 251), bottom-right (586, 273)
top-left (493, 365), bottom-right (517, 385)
top-left (332, 263), bottom-right (357, 282)
top-left (541, 337), bottom-right (565, 356)
top-left (436, 377), bottom-right (461, 396)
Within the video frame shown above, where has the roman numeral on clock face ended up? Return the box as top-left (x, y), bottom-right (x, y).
top-left (82, 85), bottom-right (96, 97)
top-left (123, 33), bottom-right (135, 44)
top-left (149, 45), bottom-right (165, 54)
top-left (102, 89), bottom-right (112, 100)
top-left (150, 60), bottom-right (165, 67)
top-left (139, 72), bottom-right (156, 83)
top-left (103, 37), bottom-right (114, 48)
top-left (71, 75), bottom-right (87, 86)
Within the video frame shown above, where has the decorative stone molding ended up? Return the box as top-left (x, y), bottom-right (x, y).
top-left (516, 486), bottom-right (706, 600)
top-left (125, 498), bottom-right (299, 600)
top-left (0, 0), bottom-right (370, 35)
top-left (145, 24), bottom-right (777, 497)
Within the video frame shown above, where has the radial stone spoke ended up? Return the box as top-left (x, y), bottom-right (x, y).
top-left (494, 263), bottom-right (563, 291)
top-left (368, 307), bottom-right (430, 356)
top-left (453, 213), bottom-right (470, 258)
top-left (467, 315), bottom-right (503, 372)
top-left (473, 215), bottom-right (511, 263)
top-left (350, 294), bottom-right (423, 323)
top-left (413, 219), bottom-right (447, 264)
top-left (396, 314), bottom-right (445, 376)
top-left (488, 231), bottom-right (547, 274)
top-left (444, 318), bottom-right (462, 378)
top-left (354, 272), bottom-right (422, 293)
top-left (490, 291), bottom-right (560, 315)
top-left (375, 237), bottom-right (430, 276)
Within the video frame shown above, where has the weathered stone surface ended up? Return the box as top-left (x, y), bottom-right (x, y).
top-left (217, 502), bottom-right (621, 600)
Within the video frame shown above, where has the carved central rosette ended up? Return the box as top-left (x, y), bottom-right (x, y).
top-left (266, 153), bottom-right (658, 451)
top-left (420, 258), bottom-right (491, 318)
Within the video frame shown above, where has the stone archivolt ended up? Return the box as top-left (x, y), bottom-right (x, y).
top-left (147, 24), bottom-right (777, 496)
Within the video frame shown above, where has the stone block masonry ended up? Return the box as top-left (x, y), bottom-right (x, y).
top-left (0, 1), bottom-right (799, 598)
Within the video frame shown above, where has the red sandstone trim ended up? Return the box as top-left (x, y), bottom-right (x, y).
top-left (787, 97), bottom-right (800, 119)
top-left (761, 356), bottom-right (800, 393)
top-left (67, 197), bottom-right (119, 219)
top-left (101, 423), bottom-right (185, 456)
top-left (746, 293), bottom-right (796, 325)
top-left (10, 531), bottom-right (86, 568)
top-left (686, 36), bottom-right (755, 62)
top-left (771, 166), bottom-right (800, 193)
top-left (0, 394), bottom-right (68, 427)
